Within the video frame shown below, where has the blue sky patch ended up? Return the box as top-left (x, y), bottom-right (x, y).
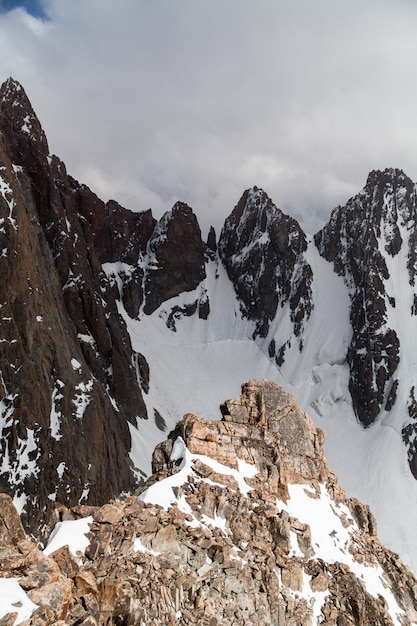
top-left (0, 1), bottom-right (46, 19)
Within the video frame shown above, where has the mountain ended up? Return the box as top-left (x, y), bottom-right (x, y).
top-left (1, 76), bottom-right (417, 579)
top-left (218, 186), bottom-right (313, 340)
top-left (2, 379), bottom-right (417, 625)
top-left (0, 77), bottom-right (150, 534)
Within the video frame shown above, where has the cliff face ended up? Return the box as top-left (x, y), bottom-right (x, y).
top-left (0, 78), bottom-right (148, 534)
top-left (314, 168), bottom-right (417, 428)
top-left (1, 380), bottom-right (416, 625)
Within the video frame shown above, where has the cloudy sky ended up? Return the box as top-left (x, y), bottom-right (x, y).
top-left (0, 0), bottom-right (416, 236)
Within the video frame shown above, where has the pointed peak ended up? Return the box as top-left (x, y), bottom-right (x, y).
top-left (0, 77), bottom-right (49, 157)
top-left (149, 201), bottom-right (201, 248)
top-left (1, 77), bottom-right (27, 105)
top-left (227, 186), bottom-right (280, 234)
top-left (163, 200), bottom-right (200, 229)
top-left (171, 200), bottom-right (194, 216)
top-left (206, 225), bottom-right (217, 252)
top-left (245, 185), bottom-right (271, 204)
top-left (239, 186), bottom-right (279, 213)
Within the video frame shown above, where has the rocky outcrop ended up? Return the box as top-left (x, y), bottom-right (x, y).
top-left (218, 187), bottom-right (313, 341)
top-left (152, 379), bottom-right (328, 489)
top-left (2, 380), bottom-right (416, 625)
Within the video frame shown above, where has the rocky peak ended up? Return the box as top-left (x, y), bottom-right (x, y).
top-left (314, 169), bottom-right (417, 427)
top-left (152, 379), bottom-right (328, 492)
top-left (365, 167), bottom-right (414, 192)
top-left (206, 224), bottom-right (217, 253)
top-left (143, 201), bottom-right (206, 314)
top-left (218, 187), bottom-right (313, 339)
top-left (0, 77), bottom-right (49, 160)
top-left (0, 78), bottom-right (148, 535)
top-left (72, 183), bottom-right (156, 265)
top-left (2, 380), bottom-right (417, 625)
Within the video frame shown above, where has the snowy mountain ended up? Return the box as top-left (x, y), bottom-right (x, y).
top-left (1, 76), bottom-right (417, 583)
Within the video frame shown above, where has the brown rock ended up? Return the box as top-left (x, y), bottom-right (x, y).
top-left (74, 570), bottom-right (99, 598)
top-left (50, 545), bottom-right (79, 578)
top-left (93, 503), bottom-right (125, 525)
top-left (310, 571), bottom-right (330, 592)
top-left (99, 577), bottom-right (123, 615)
top-left (0, 493), bottom-right (25, 545)
top-left (0, 614), bottom-right (18, 626)
top-left (164, 379), bottom-right (327, 485)
top-left (349, 498), bottom-right (378, 536)
top-left (79, 617), bottom-right (98, 626)
top-left (27, 576), bottom-right (72, 620)
top-left (1, 380), bottom-right (417, 625)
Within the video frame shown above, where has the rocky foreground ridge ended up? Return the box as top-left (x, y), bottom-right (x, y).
top-left (1, 380), bottom-right (417, 626)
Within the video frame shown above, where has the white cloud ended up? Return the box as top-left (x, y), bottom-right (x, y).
top-left (1, 0), bottom-right (417, 236)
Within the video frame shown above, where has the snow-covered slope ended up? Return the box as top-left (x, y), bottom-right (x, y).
top-left (102, 173), bottom-right (417, 573)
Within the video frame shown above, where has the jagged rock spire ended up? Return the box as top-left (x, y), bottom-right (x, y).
top-left (315, 169), bottom-right (417, 427)
top-left (0, 77), bottom-right (49, 158)
top-left (218, 186), bottom-right (313, 341)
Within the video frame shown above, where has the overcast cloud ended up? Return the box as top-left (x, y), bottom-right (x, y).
top-left (0, 0), bottom-right (416, 236)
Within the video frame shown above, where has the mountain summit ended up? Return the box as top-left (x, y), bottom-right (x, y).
top-left (0, 77), bottom-right (49, 157)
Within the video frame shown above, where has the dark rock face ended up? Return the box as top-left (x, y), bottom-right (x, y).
top-left (0, 79), bottom-right (214, 536)
top-left (206, 224), bottom-right (217, 253)
top-left (218, 187), bottom-right (313, 340)
top-left (0, 78), bottom-right (148, 535)
top-left (314, 169), bottom-right (417, 427)
top-left (403, 387), bottom-right (417, 480)
top-left (72, 186), bottom-right (155, 318)
top-left (143, 201), bottom-right (206, 315)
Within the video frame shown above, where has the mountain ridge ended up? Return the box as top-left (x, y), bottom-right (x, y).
top-left (1, 77), bottom-right (417, 579)
top-left (2, 379), bottom-right (417, 625)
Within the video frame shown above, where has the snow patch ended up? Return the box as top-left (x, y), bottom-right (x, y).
top-left (50, 379), bottom-right (64, 441)
top-left (71, 358), bottom-right (82, 370)
top-left (43, 516), bottom-right (93, 561)
top-left (72, 379), bottom-right (93, 419)
top-left (0, 579), bottom-right (37, 625)
top-left (139, 437), bottom-right (256, 525)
